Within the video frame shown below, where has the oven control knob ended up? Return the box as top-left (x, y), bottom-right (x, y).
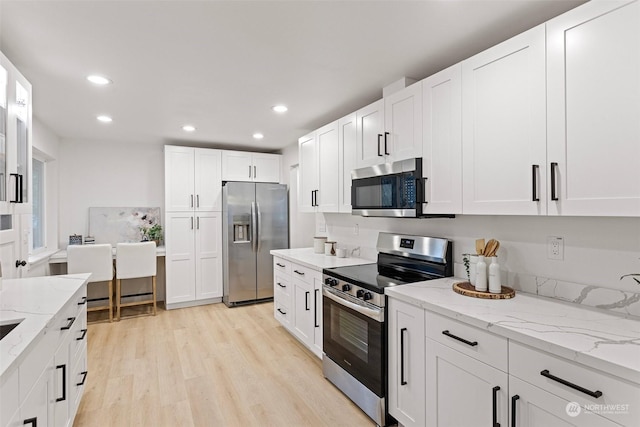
top-left (342, 284), bottom-right (351, 292)
top-left (356, 289), bottom-right (365, 298)
top-left (363, 292), bottom-right (373, 301)
top-left (324, 278), bottom-right (332, 285)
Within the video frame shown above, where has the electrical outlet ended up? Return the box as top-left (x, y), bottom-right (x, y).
top-left (547, 236), bottom-right (564, 260)
top-left (353, 223), bottom-right (359, 235)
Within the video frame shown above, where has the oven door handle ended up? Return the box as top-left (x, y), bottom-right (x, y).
top-left (323, 288), bottom-right (383, 322)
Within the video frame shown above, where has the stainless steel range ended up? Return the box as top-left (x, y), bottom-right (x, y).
top-left (322, 233), bottom-right (452, 426)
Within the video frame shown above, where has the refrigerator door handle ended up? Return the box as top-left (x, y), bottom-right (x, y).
top-left (250, 201), bottom-right (258, 253)
top-left (256, 201), bottom-right (262, 253)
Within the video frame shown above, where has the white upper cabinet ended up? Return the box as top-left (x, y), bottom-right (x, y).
top-left (298, 132), bottom-right (317, 213)
top-left (462, 25), bottom-right (547, 215)
top-left (221, 150), bottom-right (281, 183)
top-left (355, 99), bottom-right (385, 168)
top-left (165, 146), bottom-right (222, 212)
top-left (338, 113), bottom-right (356, 213)
top-left (547, 0), bottom-right (640, 216)
top-left (422, 64), bottom-right (462, 214)
top-left (316, 121), bottom-right (340, 212)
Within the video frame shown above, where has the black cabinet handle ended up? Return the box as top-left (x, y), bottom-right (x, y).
top-left (384, 132), bottom-right (390, 155)
top-left (314, 289), bottom-right (320, 327)
top-left (294, 270), bottom-right (305, 276)
top-left (61, 317), bottom-right (76, 331)
top-left (254, 165), bottom-right (257, 179)
top-left (276, 263), bottom-right (285, 267)
top-left (400, 327), bottom-right (408, 385)
top-left (442, 330), bottom-right (478, 347)
top-left (77, 371), bottom-right (88, 386)
top-left (77, 296), bottom-right (87, 305)
top-left (377, 134), bottom-right (383, 156)
top-left (10, 173), bottom-right (23, 203)
top-left (511, 395), bottom-right (520, 427)
top-left (550, 162), bottom-right (559, 201)
top-left (277, 308), bottom-right (286, 315)
top-left (190, 194), bottom-right (194, 208)
top-left (23, 417), bottom-right (37, 426)
top-left (15, 260), bottom-right (27, 267)
top-left (532, 165), bottom-right (539, 201)
top-left (196, 194), bottom-right (200, 208)
top-left (56, 364), bottom-right (66, 402)
top-left (305, 291), bottom-right (310, 311)
top-left (492, 386), bottom-right (501, 427)
top-left (540, 369), bottom-right (602, 398)
top-left (249, 165), bottom-right (252, 178)
top-left (276, 282), bottom-right (286, 288)
top-left (77, 328), bottom-right (88, 341)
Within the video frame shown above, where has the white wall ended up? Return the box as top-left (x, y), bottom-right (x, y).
top-left (58, 140), bottom-right (164, 247)
top-left (320, 213), bottom-right (640, 293)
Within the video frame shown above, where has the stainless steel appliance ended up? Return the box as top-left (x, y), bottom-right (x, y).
top-left (222, 182), bottom-right (288, 306)
top-left (351, 157), bottom-right (454, 218)
top-left (322, 233), bottom-right (452, 426)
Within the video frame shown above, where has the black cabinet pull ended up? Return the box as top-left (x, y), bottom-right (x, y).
top-left (377, 134), bottom-right (383, 156)
top-left (492, 386), bottom-right (501, 427)
top-left (550, 162), bottom-right (559, 201)
top-left (196, 194), bottom-right (200, 208)
top-left (540, 369), bottom-right (602, 398)
top-left (276, 282), bottom-right (286, 288)
top-left (277, 308), bottom-right (286, 315)
top-left (23, 417), bottom-right (37, 426)
top-left (400, 327), bottom-right (408, 385)
top-left (254, 165), bottom-right (257, 179)
top-left (314, 289), bottom-right (320, 327)
top-left (294, 270), bottom-right (304, 276)
top-left (190, 194), bottom-right (194, 208)
top-left (15, 260), bottom-right (27, 267)
top-left (384, 132), bottom-right (390, 155)
top-left (77, 371), bottom-right (88, 386)
top-left (56, 364), bottom-right (66, 402)
top-left (10, 173), bottom-right (21, 203)
top-left (77, 296), bottom-right (87, 305)
top-left (77, 328), bottom-right (88, 341)
top-left (249, 165), bottom-right (252, 178)
top-left (511, 395), bottom-right (520, 427)
top-left (531, 165), bottom-right (539, 201)
top-left (442, 330), bottom-right (478, 347)
top-left (61, 317), bottom-right (76, 330)
top-left (276, 263), bottom-right (285, 268)
top-left (305, 291), bottom-right (310, 311)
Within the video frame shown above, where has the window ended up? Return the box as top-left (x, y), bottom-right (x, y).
top-left (31, 156), bottom-right (45, 252)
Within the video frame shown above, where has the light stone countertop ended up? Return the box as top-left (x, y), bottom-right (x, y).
top-left (270, 247), bottom-right (375, 272)
top-left (385, 277), bottom-right (640, 384)
top-left (0, 273), bottom-right (91, 378)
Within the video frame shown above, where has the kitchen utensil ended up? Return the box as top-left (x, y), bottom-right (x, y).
top-left (324, 241), bottom-right (336, 256)
top-left (485, 239), bottom-right (500, 257)
top-left (475, 238), bottom-right (485, 255)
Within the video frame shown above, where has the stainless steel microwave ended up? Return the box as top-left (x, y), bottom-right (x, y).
top-left (350, 158), bottom-right (454, 218)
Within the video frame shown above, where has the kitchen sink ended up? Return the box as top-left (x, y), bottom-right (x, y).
top-left (0, 321), bottom-right (23, 341)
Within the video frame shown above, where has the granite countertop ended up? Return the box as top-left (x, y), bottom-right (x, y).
top-left (270, 248), bottom-right (374, 272)
top-left (386, 277), bottom-right (640, 384)
top-left (0, 273), bottom-right (91, 378)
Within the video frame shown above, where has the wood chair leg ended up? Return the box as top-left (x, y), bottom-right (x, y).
top-left (108, 279), bottom-right (113, 322)
top-left (152, 275), bottom-right (157, 316)
top-left (116, 278), bottom-right (121, 321)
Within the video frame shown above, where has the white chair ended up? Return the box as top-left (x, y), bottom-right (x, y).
top-left (115, 241), bottom-right (157, 320)
top-left (67, 244), bottom-right (115, 322)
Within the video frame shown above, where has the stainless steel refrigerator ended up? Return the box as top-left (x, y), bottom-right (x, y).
top-left (222, 182), bottom-right (289, 306)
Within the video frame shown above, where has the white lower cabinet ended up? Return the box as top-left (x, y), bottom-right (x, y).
top-left (17, 367), bottom-right (50, 427)
top-left (388, 298), bottom-right (425, 427)
top-left (272, 257), bottom-right (322, 358)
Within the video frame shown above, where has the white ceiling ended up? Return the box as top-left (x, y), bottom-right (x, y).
top-left (0, 0), bottom-right (585, 152)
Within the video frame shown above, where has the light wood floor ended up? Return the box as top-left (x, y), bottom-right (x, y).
top-left (73, 302), bottom-right (375, 427)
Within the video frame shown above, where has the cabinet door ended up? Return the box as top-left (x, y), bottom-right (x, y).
top-left (165, 146), bottom-right (195, 212)
top-left (10, 68), bottom-right (32, 215)
top-left (316, 121), bottom-right (340, 212)
top-left (165, 212), bottom-right (196, 305)
top-left (53, 334), bottom-right (71, 427)
top-left (0, 60), bottom-right (8, 214)
top-left (462, 25), bottom-right (547, 215)
top-left (222, 150), bottom-right (253, 182)
top-left (426, 338), bottom-right (508, 427)
top-left (194, 211), bottom-right (222, 300)
top-left (298, 132), bottom-right (317, 213)
top-left (194, 148), bottom-right (221, 211)
top-left (338, 113), bottom-right (356, 213)
top-left (547, 0), bottom-right (640, 216)
top-left (252, 153), bottom-right (281, 183)
top-left (509, 376), bottom-right (618, 427)
top-left (16, 366), bottom-right (50, 427)
top-left (388, 298), bottom-right (425, 427)
top-left (422, 64), bottom-right (462, 214)
top-left (312, 276), bottom-right (323, 357)
top-left (356, 99), bottom-right (385, 168)
top-left (292, 278), bottom-right (314, 346)
top-left (385, 83), bottom-right (423, 162)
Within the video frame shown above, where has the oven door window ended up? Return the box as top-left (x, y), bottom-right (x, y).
top-left (323, 295), bottom-right (384, 396)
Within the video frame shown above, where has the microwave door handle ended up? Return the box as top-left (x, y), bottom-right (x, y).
top-left (416, 177), bottom-right (428, 204)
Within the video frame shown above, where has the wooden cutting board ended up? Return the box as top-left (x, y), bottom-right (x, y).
top-left (453, 281), bottom-right (515, 299)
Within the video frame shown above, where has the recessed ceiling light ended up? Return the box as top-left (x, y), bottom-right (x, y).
top-left (253, 133), bottom-right (264, 140)
top-left (272, 105), bottom-right (288, 113)
top-left (96, 115), bottom-right (112, 123)
top-left (87, 75), bottom-right (112, 85)
top-left (182, 125), bottom-right (196, 132)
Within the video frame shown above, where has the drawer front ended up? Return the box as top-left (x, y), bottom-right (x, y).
top-left (274, 273), bottom-right (291, 299)
top-left (510, 341), bottom-right (639, 426)
top-left (273, 257), bottom-right (291, 276)
top-left (426, 311), bottom-right (507, 372)
top-left (291, 263), bottom-right (314, 284)
top-left (69, 309), bottom-right (88, 362)
top-left (274, 299), bottom-right (291, 328)
top-left (49, 287), bottom-right (86, 349)
top-left (69, 343), bottom-right (88, 421)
